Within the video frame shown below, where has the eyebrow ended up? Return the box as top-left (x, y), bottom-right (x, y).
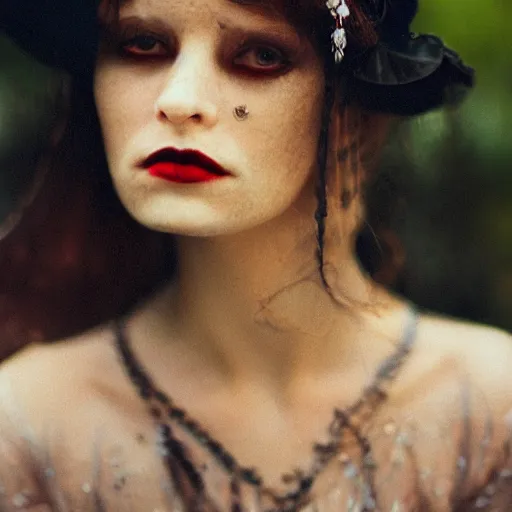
top-left (228, 0), bottom-right (272, 6)
top-left (226, 0), bottom-right (282, 15)
top-left (109, 0), bottom-right (290, 32)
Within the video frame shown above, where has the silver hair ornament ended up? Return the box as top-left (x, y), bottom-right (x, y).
top-left (326, 0), bottom-right (350, 63)
top-left (233, 105), bottom-right (249, 121)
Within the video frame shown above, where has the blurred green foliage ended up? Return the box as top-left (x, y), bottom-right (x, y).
top-left (0, 0), bottom-right (510, 333)
top-left (385, 0), bottom-right (512, 329)
top-left (0, 36), bottom-right (59, 223)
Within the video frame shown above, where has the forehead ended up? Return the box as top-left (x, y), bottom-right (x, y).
top-left (109, 0), bottom-right (322, 24)
top-left (114, 0), bottom-right (284, 12)
top-left (227, 0), bottom-right (283, 9)
top-left (101, 0), bottom-right (327, 49)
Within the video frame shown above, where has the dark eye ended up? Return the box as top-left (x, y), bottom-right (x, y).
top-left (120, 35), bottom-right (168, 57)
top-left (234, 45), bottom-right (289, 72)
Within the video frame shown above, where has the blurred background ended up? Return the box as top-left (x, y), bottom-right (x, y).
top-left (393, 0), bottom-right (512, 330)
top-left (0, 0), bottom-right (510, 361)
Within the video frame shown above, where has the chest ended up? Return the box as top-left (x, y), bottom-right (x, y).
top-left (35, 410), bottom-right (465, 512)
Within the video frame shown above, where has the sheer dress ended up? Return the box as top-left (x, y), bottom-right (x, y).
top-left (0, 310), bottom-right (511, 511)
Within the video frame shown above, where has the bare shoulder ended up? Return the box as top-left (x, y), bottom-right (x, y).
top-left (0, 328), bottom-right (115, 508)
top-left (0, 325), bottom-right (124, 427)
top-left (0, 327), bottom-right (169, 511)
top-left (416, 313), bottom-right (512, 404)
top-left (398, 312), bottom-right (512, 429)
top-left (383, 312), bottom-right (512, 505)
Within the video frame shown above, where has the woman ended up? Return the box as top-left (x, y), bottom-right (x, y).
top-left (0, 0), bottom-right (511, 510)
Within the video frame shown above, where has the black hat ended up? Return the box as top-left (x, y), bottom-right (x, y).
top-left (0, 0), bottom-right (99, 76)
top-left (0, 0), bottom-right (475, 116)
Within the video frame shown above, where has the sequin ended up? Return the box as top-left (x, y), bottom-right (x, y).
top-left (474, 495), bottom-right (491, 508)
top-left (420, 468), bottom-right (432, 481)
top-left (44, 467), bottom-right (56, 479)
top-left (383, 422), bottom-right (397, 436)
top-left (363, 453), bottom-right (377, 469)
top-left (113, 306), bottom-right (420, 511)
top-left (500, 468), bottom-right (512, 479)
top-left (390, 500), bottom-right (402, 512)
top-left (456, 456), bottom-right (467, 471)
top-left (390, 446), bottom-right (405, 467)
top-left (343, 463), bottom-right (358, 480)
top-left (395, 432), bottom-right (411, 447)
top-left (12, 492), bottom-right (29, 508)
top-left (110, 457), bottom-right (121, 469)
top-left (347, 496), bottom-right (360, 511)
top-left (361, 483), bottom-right (376, 510)
top-left (484, 483), bottom-right (496, 496)
top-left (156, 425), bottom-right (170, 457)
top-left (434, 485), bottom-right (445, 498)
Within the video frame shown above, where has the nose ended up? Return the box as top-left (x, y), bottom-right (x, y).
top-left (154, 51), bottom-right (219, 129)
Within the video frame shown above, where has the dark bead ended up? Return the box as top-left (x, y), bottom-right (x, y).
top-left (169, 407), bottom-right (185, 420)
top-left (240, 468), bottom-right (262, 486)
top-left (160, 424), bottom-right (171, 437)
top-left (150, 406), bottom-right (162, 419)
top-left (283, 489), bottom-right (300, 501)
top-left (208, 440), bottom-right (222, 454)
top-left (218, 451), bottom-right (236, 472)
top-left (299, 476), bottom-right (313, 492)
top-left (363, 453), bottom-right (377, 469)
top-left (155, 390), bottom-right (170, 404)
top-left (165, 437), bottom-right (205, 492)
top-left (230, 478), bottom-right (240, 494)
top-left (313, 442), bottom-right (336, 455)
top-left (185, 419), bottom-right (200, 434)
top-left (196, 433), bottom-right (208, 445)
top-left (113, 309), bottom-right (408, 510)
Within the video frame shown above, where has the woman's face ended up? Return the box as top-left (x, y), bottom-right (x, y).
top-left (94, 0), bottom-right (325, 236)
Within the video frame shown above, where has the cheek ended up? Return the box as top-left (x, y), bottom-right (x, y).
top-left (94, 72), bottom-right (120, 161)
top-left (93, 68), bottom-right (146, 163)
top-left (255, 77), bottom-right (324, 189)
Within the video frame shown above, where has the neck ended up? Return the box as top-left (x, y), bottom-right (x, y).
top-left (137, 203), bottom-right (403, 396)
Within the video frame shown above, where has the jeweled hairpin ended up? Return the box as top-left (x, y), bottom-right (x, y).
top-left (326, 0), bottom-right (350, 64)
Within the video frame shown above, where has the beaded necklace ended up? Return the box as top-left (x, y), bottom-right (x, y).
top-left (114, 305), bottom-right (418, 511)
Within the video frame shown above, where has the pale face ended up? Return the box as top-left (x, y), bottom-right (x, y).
top-left (94, 0), bottom-right (325, 236)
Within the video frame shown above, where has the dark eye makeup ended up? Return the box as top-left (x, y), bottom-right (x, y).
top-left (231, 38), bottom-right (293, 75)
top-left (120, 34), bottom-right (169, 57)
top-left (103, 18), bottom-right (296, 75)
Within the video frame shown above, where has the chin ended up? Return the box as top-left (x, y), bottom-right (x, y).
top-left (128, 207), bottom-right (256, 238)
top-left (131, 206), bottom-right (288, 239)
top-left (115, 183), bottom-right (298, 238)
top-left (151, 222), bottom-right (243, 238)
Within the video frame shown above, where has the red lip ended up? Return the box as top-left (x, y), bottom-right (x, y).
top-left (141, 148), bottom-right (230, 183)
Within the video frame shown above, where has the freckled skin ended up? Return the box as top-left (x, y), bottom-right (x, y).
top-left (94, 0), bottom-right (325, 238)
top-left (1, 0), bottom-right (512, 510)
